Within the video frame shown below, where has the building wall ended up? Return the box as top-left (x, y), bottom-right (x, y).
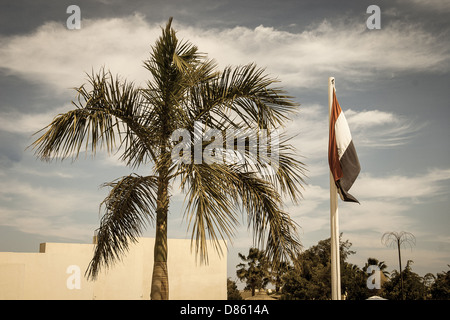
top-left (0, 237), bottom-right (226, 300)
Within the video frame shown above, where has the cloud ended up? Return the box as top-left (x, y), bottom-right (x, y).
top-left (286, 166), bottom-right (450, 276)
top-left (397, 0), bottom-right (450, 12)
top-left (0, 13), bottom-right (448, 94)
top-left (345, 109), bottom-right (424, 148)
top-left (286, 105), bottom-right (328, 162)
top-left (287, 104), bottom-right (420, 171)
top-left (354, 169), bottom-right (450, 200)
top-left (289, 185), bottom-right (412, 236)
top-left (0, 132), bottom-right (24, 167)
top-left (185, 19), bottom-right (450, 88)
top-left (0, 106), bottom-right (70, 134)
top-left (287, 166), bottom-right (450, 245)
top-left (345, 109), bottom-right (398, 129)
top-left (0, 157), bottom-right (113, 241)
top-left (0, 14), bottom-right (158, 92)
top-left (0, 178), bottom-right (99, 241)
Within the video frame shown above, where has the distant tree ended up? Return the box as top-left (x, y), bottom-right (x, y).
top-left (422, 273), bottom-right (435, 300)
top-left (361, 257), bottom-right (389, 297)
top-left (341, 262), bottom-right (372, 300)
top-left (227, 278), bottom-right (243, 300)
top-left (236, 248), bottom-right (270, 296)
top-left (383, 260), bottom-right (424, 300)
top-left (282, 265), bottom-right (328, 300)
top-left (270, 261), bottom-right (291, 293)
top-left (281, 235), bottom-right (369, 300)
top-left (363, 257), bottom-right (389, 278)
top-left (430, 265), bottom-right (450, 300)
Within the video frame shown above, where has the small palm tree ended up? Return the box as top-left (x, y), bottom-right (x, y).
top-left (29, 18), bottom-right (305, 300)
top-left (382, 231), bottom-right (416, 300)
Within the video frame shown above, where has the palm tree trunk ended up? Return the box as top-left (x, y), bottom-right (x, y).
top-left (150, 163), bottom-right (170, 300)
top-left (397, 239), bottom-right (404, 300)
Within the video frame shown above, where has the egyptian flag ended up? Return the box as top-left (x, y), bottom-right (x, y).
top-left (328, 89), bottom-right (361, 203)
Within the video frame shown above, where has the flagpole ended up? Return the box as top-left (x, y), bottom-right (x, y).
top-left (328, 77), bottom-right (341, 300)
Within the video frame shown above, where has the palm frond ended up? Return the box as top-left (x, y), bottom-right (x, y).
top-left (142, 18), bottom-right (218, 144)
top-left (234, 170), bottom-right (302, 266)
top-left (265, 133), bottom-right (307, 203)
top-left (177, 158), bottom-right (302, 267)
top-left (86, 174), bottom-right (158, 280)
top-left (29, 107), bottom-right (118, 161)
top-left (181, 163), bottom-right (240, 262)
top-left (29, 69), bottom-right (158, 167)
top-left (188, 63), bottom-right (299, 130)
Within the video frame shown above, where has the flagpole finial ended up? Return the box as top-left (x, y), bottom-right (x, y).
top-left (329, 77), bottom-right (335, 87)
top-left (330, 78), bottom-right (336, 93)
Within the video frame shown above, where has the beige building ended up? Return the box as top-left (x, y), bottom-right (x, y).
top-left (0, 237), bottom-right (226, 300)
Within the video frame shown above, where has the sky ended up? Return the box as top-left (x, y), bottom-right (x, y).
top-left (0, 0), bottom-right (449, 288)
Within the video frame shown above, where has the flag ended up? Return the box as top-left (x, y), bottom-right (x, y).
top-left (328, 89), bottom-right (361, 203)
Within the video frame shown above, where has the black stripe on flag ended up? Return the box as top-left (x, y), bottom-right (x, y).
top-left (336, 140), bottom-right (360, 203)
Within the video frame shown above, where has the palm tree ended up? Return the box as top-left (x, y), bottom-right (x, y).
top-left (29, 18), bottom-right (306, 300)
top-left (381, 231), bottom-right (416, 300)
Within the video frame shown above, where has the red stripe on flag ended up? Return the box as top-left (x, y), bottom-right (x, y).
top-left (328, 89), bottom-right (343, 182)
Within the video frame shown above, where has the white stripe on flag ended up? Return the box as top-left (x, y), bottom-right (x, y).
top-left (334, 111), bottom-right (352, 160)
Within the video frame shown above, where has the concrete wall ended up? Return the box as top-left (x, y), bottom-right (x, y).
top-left (0, 237), bottom-right (226, 300)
